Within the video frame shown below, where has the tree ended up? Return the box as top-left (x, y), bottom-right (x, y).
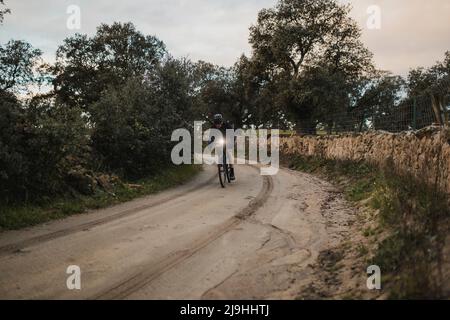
top-left (0, 91), bottom-right (89, 201)
top-left (408, 52), bottom-right (450, 97)
top-left (408, 52), bottom-right (450, 125)
top-left (230, 55), bottom-right (282, 128)
top-left (54, 22), bottom-right (166, 110)
top-left (297, 64), bottom-right (355, 133)
top-left (248, 0), bottom-right (373, 133)
top-left (91, 58), bottom-right (197, 178)
top-left (356, 73), bottom-right (406, 131)
top-left (0, 40), bottom-right (43, 92)
top-left (191, 61), bottom-right (236, 121)
top-left (250, 0), bottom-right (355, 78)
top-left (229, 56), bottom-right (259, 128)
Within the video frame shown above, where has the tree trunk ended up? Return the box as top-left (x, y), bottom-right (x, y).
top-left (431, 94), bottom-right (446, 126)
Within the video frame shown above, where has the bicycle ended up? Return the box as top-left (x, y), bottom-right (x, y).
top-left (205, 116), bottom-right (235, 188)
top-left (218, 148), bottom-right (232, 188)
top-left (217, 139), bottom-right (236, 188)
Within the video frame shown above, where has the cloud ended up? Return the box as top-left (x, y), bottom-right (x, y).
top-left (344, 0), bottom-right (450, 75)
top-left (0, 0), bottom-right (276, 66)
top-left (0, 0), bottom-right (448, 75)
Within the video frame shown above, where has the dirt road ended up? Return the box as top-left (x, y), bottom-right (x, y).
top-left (0, 165), bottom-right (353, 299)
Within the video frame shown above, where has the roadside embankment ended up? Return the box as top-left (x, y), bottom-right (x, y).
top-left (280, 128), bottom-right (450, 299)
top-left (0, 165), bottom-right (201, 230)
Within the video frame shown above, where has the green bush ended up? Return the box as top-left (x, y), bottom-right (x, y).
top-left (0, 91), bottom-right (89, 203)
top-left (91, 59), bottom-right (196, 178)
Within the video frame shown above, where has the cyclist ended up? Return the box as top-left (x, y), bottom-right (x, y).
top-left (209, 114), bottom-right (235, 181)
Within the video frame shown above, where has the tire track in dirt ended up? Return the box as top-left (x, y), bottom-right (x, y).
top-left (0, 174), bottom-right (217, 257)
top-left (93, 169), bottom-right (273, 300)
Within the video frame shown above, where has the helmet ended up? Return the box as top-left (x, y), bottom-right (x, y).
top-left (213, 114), bottom-right (224, 125)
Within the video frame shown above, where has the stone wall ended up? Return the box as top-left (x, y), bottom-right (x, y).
top-left (280, 127), bottom-right (450, 195)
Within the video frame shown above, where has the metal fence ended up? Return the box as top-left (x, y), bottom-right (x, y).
top-left (312, 94), bottom-right (450, 135)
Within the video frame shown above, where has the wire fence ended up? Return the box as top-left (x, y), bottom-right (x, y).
top-left (304, 93), bottom-right (450, 135)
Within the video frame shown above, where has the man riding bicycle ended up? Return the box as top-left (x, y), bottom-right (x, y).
top-left (209, 114), bottom-right (235, 181)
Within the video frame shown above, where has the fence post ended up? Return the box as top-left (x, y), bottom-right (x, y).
top-left (413, 97), bottom-right (417, 130)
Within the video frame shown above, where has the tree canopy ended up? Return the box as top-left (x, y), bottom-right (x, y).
top-left (53, 22), bottom-right (166, 110)
top-left (244, 0), bottom-right (374, 132)
top-left (0, 40), bottom-right (43, 92)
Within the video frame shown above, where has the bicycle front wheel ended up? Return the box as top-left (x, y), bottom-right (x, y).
top-left (218, 165), bottom-right (226, 188)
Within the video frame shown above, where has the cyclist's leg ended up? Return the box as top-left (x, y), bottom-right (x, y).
top-left (226, 148), bottom-right (235, 180)
top-left (217, 145), bottom-right (225, 166)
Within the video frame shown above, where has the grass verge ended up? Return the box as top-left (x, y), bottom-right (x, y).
top-left (286, 155), bottom-right (449, 299)
top-left (0, 165), bottom-right (202, 231)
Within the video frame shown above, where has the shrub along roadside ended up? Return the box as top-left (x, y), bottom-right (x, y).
top-left (0, 165), bottom-right (201, 231)
top-left (286, 155), bottom-right (450, 299)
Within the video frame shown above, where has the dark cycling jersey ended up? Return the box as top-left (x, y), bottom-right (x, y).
top-left (209, 121), bottom-right (234, 143)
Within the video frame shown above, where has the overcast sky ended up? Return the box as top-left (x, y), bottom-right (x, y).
top-left (1, 0), bottom-right (449, 76)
